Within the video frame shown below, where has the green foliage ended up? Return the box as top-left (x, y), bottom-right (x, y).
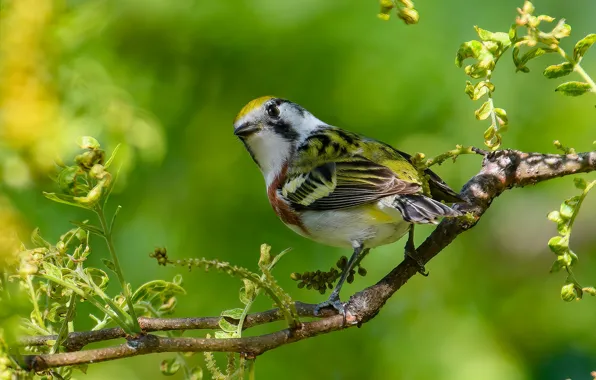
top-left (0, 140), bottom-right (185, 379)
top-left (546, 172), bottom-right (596, 302)
top-left (151, 245), bottom-right (295, 379)
top-left (456, 0), bottom-right (596, 150)
top-left (377, 0), bottom-right (419, 25)
top-left (456, 25), bottom-right (511, 150)
top-left (151, 245), bottom-right (299, 329)
top-left (555, 81), bottom-right (593, 96)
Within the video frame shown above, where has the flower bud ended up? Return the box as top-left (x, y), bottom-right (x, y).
top-left (561, 283), bottom-right (577, 302)
top-left (397, 7), bottom-right (419, 25)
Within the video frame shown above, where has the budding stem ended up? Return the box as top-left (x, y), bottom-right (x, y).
top-left (96, 207), bottom-right (141, 333)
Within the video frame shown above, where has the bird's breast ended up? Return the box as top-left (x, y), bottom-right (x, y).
top-left (266, 168), bottom-right (308, 234)
top-left (290, 199), bottom-right (411, 249)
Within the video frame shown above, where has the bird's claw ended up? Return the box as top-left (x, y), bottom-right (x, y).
top-left (405, 249), bottom-right (429, 277)
top-left (314, 293), bottom-right (345, 317)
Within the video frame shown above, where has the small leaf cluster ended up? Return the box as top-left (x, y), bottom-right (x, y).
top-left (511, 2), bottom-right (571, 73)
top-left (456, 26), bottom-right (511, 149)
top-left (44, 136), bottom-right (118, 210)
top-left (0, 138), bottom-right (186, 379)
top-left (512, 2), bottom-right (596, 96)
top-left (377, 0), bottom-right (419, 25)
top-left (290, 256), bottom-right (367, 294)
top-left (456, 1), bottom-right (596, 150)
top-left (547, 175), bottom-right (596, 302)
top-left (202, 343), bottom-right (253, 380)
top-left (153, 245), bottom-right (292, 379)
top-left (1, 227), bottom-right (117, 378)
top-left (153, 244), bottom-right (299, 329)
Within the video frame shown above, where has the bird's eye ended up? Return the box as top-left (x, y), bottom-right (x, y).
top-left (266, 103), bottom-right (280, 118)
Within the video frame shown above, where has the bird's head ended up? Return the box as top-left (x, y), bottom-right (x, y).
top-left (233, 96), bottom-right (322, 182)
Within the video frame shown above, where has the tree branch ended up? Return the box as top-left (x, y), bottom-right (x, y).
top-left (17, 302), bottom-right (333, 351)
top-left (20, 149), bottom-right (596, 372)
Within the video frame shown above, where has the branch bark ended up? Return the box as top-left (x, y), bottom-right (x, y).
top-left (20, 149), bottom-right (596, 372)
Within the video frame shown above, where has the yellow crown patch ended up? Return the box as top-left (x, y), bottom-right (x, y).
top-left (234, 96), bottom-right (275, 124)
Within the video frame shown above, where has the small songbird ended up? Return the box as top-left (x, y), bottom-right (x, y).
top-left (233, 96), bottom-right (462, 315)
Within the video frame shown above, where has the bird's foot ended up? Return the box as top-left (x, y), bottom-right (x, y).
top-left (314, 291), bottom-right (345, 317)
top-left (405, 248), bottom-right (429, 277)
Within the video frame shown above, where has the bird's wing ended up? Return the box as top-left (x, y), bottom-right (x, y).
top-left (392, 149), bottom-right (463, 203)
top-left (281, 156), bottom-right (421, 210)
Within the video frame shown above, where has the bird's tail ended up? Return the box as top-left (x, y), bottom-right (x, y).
top-left (393, 194), bottom-right (462, 224)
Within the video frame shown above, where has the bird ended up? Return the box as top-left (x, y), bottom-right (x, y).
top-left (233, 96), bottom-right (463, 315)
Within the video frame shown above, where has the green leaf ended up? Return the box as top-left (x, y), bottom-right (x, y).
top-left (514, 46), bottom-right (556, 72)
top-left (560, 196), bottom-right (579, 219)
top-left (172, 274), bottom-right (183, 286)
top-left (555, 81), bottom-right (592, 96)
top-left (574, 34), bottom-right (596, 61)
top-left (57, 166), bottom-right (81, 193)
top-left (547, 211), bottom-right (562, 223)
top-left (132, 280), bottom-right (186, 304)
top-left (218, 318), bottom-right (238, 333)
top-left (31, 228), bottom-right (51, 248)
top-left (560, 283), bottom-right (577, 302)
top-left (455, 40), bottom-right (486, 67)
top-left (557, 222), bottom-right (569, 236)
top-left (160, 358), bottom-right (181, 376)
top-left (567, 249), bottom-right (578, 266)
top-left (548, 236), bottom-right (568, 255)
top-left (84, 268), bottom-right (110, 291)
top-left (239, 279), bottom-right (257, 305)
top-left (46, 304), bottom-right (69, 323)
top-left (221, 308), bottom-right (244, 320)
top-left (43, 192), bottom-right (93, 210)
top-left (573, 178), bottom-right (587, 190)
top-left (550, 258), bottom-right (565, 273)
top-left (42, 262), bottom-right (64, 280)
top-left (258, 244), bottom-right (272, 268)
top-left (101, 259), bottom-right (116, 273)
top-left (552, 22), bottom-right (572, 40)
top-left (493, 108), bottom-right (508, 125)
top-left (474, 26), bottom-right (511, 47)
top-left (464, 56), bottom-right (495, 79)
top-left (74, 364), bottom-right (89, 374)
top-left (464, 81), bottom-right (495, 100)
top-left (474, 100), bottom-right (492, 120)
top-left (214, 330), bottom-right (235, 339)
top-left (70, 221), bottom-right (104, 237)
top-left (78, 136), bottom-right (101, 150)
top-left (189, 367), bottom-right (203, 380)
top-left (543, 63), bottom-right (574, 79)
top-left (508, 23), bottom-right (518, 42)
top-left (104, 144), bottom-right (121, 169)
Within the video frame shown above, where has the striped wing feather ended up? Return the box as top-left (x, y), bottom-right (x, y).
top-left (282, 156), bottom-right (420, 210)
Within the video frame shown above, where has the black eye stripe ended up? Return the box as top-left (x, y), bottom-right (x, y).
top-left (268, 119), bottom-right (298, 141)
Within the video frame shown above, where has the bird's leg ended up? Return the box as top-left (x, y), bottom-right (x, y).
top-left (404, 225), bottom-right (429, 276)
top-left (314, 242), bottom-right (365, 317)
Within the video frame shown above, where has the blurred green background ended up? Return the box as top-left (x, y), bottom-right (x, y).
top-left (1, 0), bottom-right (596, 379)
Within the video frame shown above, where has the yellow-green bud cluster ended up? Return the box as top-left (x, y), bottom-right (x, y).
top-left (377, 0), bottom-right (419, 25)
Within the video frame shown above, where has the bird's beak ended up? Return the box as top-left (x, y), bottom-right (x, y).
top-left (234, 122), bottom-right (261, 138)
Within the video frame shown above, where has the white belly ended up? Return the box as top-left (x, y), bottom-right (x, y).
top-left (287, 199), bottom-right (411, 249)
